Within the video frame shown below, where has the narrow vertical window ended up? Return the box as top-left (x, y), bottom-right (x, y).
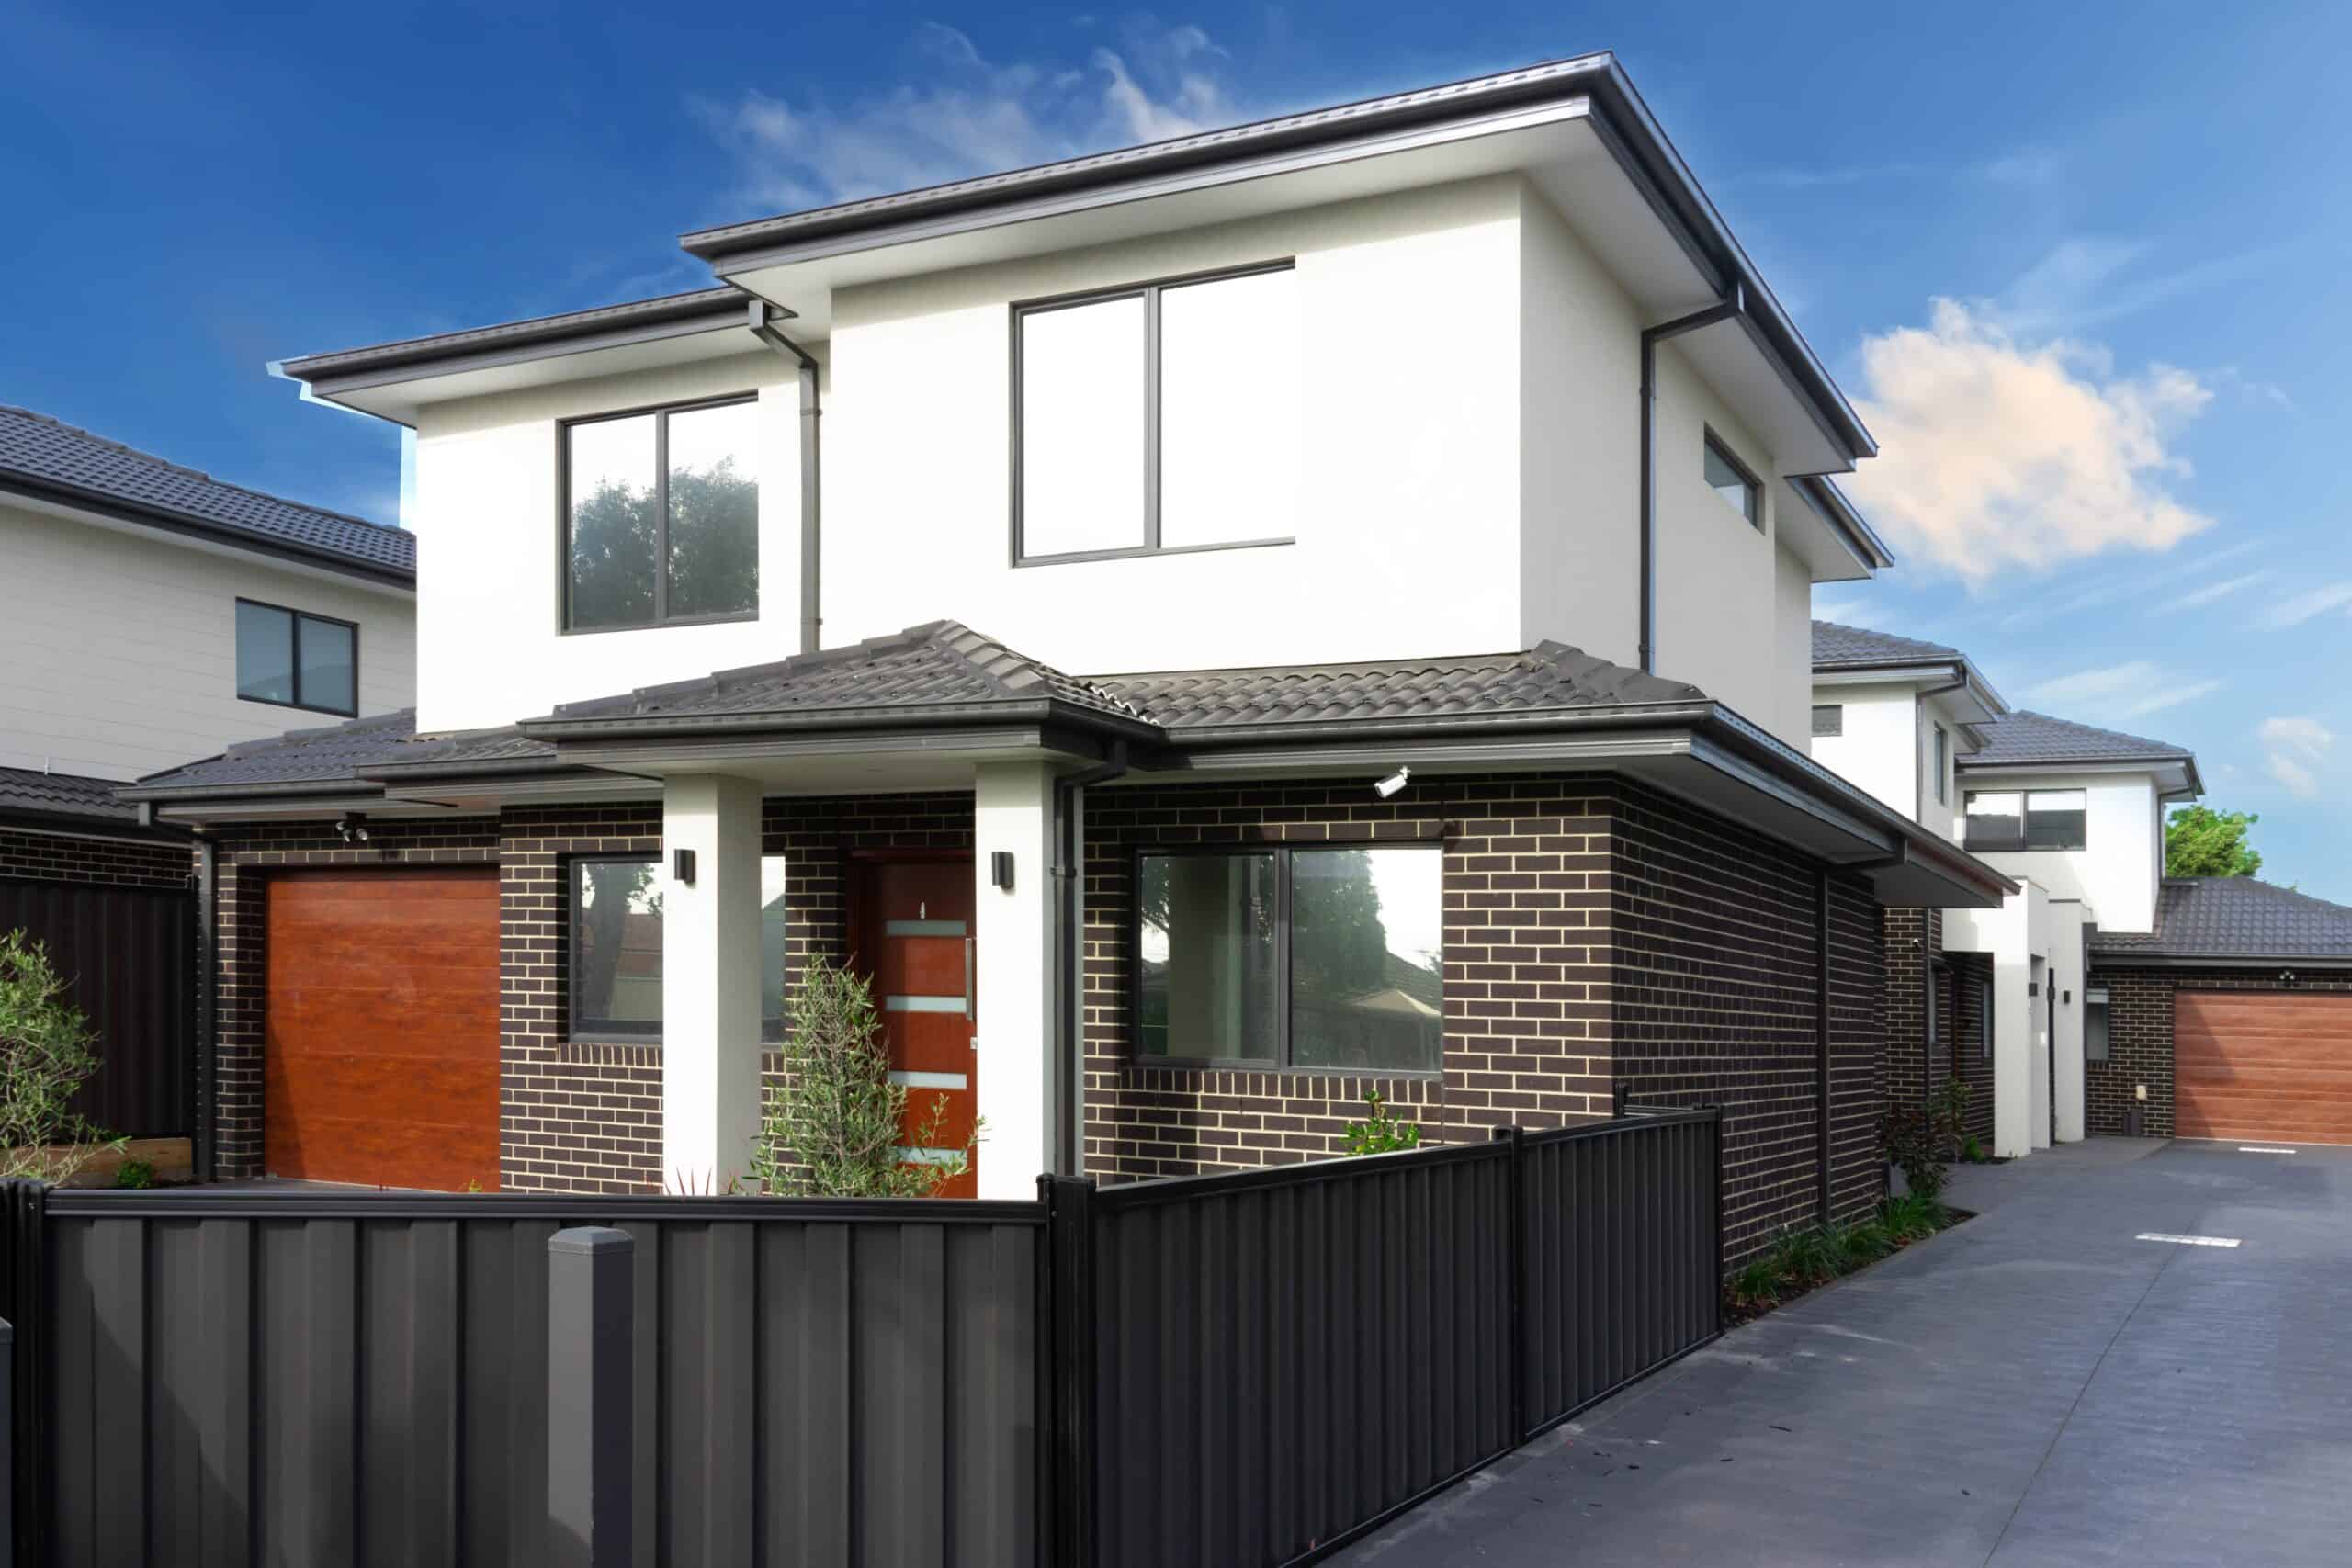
top-left (1933, 724), bottom-right (1951, 806)
top-left (1703, 432), bottom-right (1760, 529)
top-left (2085, 987), bottom-right (2110, 1062)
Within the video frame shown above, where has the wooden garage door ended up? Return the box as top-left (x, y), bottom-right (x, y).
top-left (265, 868), bottom-right (501, 1190)
top-left (2176, 991), bottom-right (2352, 1145)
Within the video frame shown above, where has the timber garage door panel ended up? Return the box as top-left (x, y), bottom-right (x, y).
top-left (264, 869), bottom-right (501, 1190)
top-left (2176, 991), bottom-right (2352, 1145)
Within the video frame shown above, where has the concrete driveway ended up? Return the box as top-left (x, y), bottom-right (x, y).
top-left (1339, 1138), bottom-right (2352, 1567)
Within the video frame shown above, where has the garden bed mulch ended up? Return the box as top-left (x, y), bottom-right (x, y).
top-left (1722, 1204), bottom-right (1974, 1328)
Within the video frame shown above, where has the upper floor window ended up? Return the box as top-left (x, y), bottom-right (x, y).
top-left (235, 598), bottom-right (356, 716)
top-left (1812, 704), bottom-right (1844, 738)
top-left (1702, 432), bottom-right (1760, 529)
top-left (564, 397), bottom-right (759, 631)
top-left (1932, 724), bottom-right (1951, 806)
top-left (1963, 788), bottom-right (2087, 852)
top-left (1014, 263), bottom-right (1299, 563)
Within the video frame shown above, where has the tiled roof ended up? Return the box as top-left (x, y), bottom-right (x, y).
top-left (130, 712), bottom-right (550, 795)
top-left (0, 766), bottom-right (141, 825)
top-left (1100, 643), bottom-right (1703, 730)
top-left (1962, 711), bottom-right (2193, 769)
top-left (124, 627), bottom-right (1702, 795)
top-left (1811, 619), bottom-right (1962, 668)
top-left (537, 621), bottom-right (1147, 731)
top-left (0, 406), bottom-right (413, 578)
top-left (279, 288), bottom-right (745, 379)
top-left (2093, 878), bottom-right (2352, 963)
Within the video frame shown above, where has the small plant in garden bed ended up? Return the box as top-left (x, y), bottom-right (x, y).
top-left (115, 1158), bottom-right (156, 1190)
top-left (1723, 1197), bottom-right (1968, 1324)
top-left (0, 930), bottom-right (120, 1182)
top-left (1342, 1090), bottom-right (1421, 1156)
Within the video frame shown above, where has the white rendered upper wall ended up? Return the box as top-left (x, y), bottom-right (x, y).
top-left (408, 174), bottom-right (1831, 742)
top-left (1806, 682), bottom-right (1918, 819)
top-left (1959, 771), bottom-right (2163, 935)
top-left (0, 501), bottom-right (414, 779)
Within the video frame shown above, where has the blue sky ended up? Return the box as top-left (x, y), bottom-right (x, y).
top-left (6, 2), bottom-right (2346, 894)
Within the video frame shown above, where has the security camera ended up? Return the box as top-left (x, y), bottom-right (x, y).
top-left (1373, 766), bottom-right (1412, 799)
top-left (335, 813), bottom-right (371, 845)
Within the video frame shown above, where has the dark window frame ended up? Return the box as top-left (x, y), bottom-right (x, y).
top-left (1128, 840), bottom-right (1444, 1077)
top-left (1702, 428), bottom-right (1762, 531)
top-left (559, 392), bottom-right (761, 635)
top-left (1962, 788), bottom-right (2089, 852)
top-left (1980, 977), bottom-right (1994, 1059)
top-left (1010, 260), bottom-right (1299, 567)
top-left (1812, 704), bottom-right (1844, 738)
top-left (233, 596), bottom-right (359, 716)
top-left (2085, 985), bottom-right (2110, 1062)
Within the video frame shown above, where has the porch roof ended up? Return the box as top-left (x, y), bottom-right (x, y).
top-left (115, 619), bottom-right (2015, 909)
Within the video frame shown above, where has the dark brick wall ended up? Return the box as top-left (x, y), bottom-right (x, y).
top-left (208, 795), bottom-right (969, 1191)
top-left (1079, 773), bottom-right (1612, 1181)
top-left (1881, 907), bottom-right (1949, 1122)
top-left (0, 825), bottom-right (190, 889)
top-left (1826, 875), bottom-right (1889, 1226)
top-left (1947, 951), bottom-right (1996, 1146)
top-left (1606, 783), bottom-right (1885, 1255)
top-left (2083, 965), bottom-right (2352, 1137)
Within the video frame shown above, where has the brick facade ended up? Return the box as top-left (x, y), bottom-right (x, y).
top-left (1078, 773), bottom-right (1889, 1264)
top-left (2083, 965), bottom-right (2352, 1138)
top-left (0, 825), bottom-right (190, 889)
top-left (199, 773), bottom-right (1898, 1265)
top-left (1946, 950), bottom-right (1995, 1147)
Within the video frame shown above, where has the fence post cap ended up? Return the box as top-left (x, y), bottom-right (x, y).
top-left (548, 1225), bottom-right (634, 1256)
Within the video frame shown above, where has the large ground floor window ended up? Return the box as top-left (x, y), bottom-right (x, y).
top-left (571, 854), bottom-right (791, 1043)
top-left (1135, 843), bottom-right (1443, 1073)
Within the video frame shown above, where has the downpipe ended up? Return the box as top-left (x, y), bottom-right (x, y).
top-left (748, 305), bottom-right (824, 655)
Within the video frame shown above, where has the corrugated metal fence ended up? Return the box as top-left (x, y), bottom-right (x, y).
top-left (0, 878), bottom-right (195, 1139)
top-left (0, 1106), bottom-right (1720, 1568)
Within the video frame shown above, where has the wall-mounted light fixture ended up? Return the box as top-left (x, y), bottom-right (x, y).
top-left (673, 848), bottom-right (696, 886)
top-left (1373, 766), bottom-right (1412, 799)
top-left (990, 851), bottom-right (1015, 890)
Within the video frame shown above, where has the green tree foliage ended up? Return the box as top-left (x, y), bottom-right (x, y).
top-left (0, 931), bottom-right (116, 1180)
top-left (2165, 805), bottom-right (2263, 879)
top-left (751, 956), bottom-right (976, 1197)
top-left (567, 459), bottom-right (756, 628)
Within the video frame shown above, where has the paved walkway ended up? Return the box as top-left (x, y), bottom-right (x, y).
top-left (1339, 1138), bottom-right (2352, 1567)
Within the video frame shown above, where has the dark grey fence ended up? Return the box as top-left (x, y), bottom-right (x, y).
top-left (0, 1105), bottom-right (1720, 1568)
top-left (9, 1190), bottom-right (1043, 1568)
top-left (0, 878), bottom-right (195, 1138)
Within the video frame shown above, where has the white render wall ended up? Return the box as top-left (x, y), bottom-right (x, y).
top-left (1915, 690), bottom-right (1967, 844)
top-left (0, 501), bottom-right (415, 779)
top-left (1807, 682), bottom-right (1918, 819)
top-left (1962, 772), bottom-right (2162, 934)
top-left (411, 351), bottom-right (799, 732)
top-left (820, 177), bottom-right (1527, 678)
top-left (1947, 879), bottom-right (2052, 1158)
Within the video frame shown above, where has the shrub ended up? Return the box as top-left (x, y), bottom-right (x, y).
top-left (115, 1157), bottom-right (156, 1190)
top-left (1880, 1192), bottom-right (1946, 1242)
top-left (1342, 1090), bottom-right (1422, 1156)
top-left (751, 955), bottom-right (979, 1197)
top-left (1882, 1075), bottom-right (1972, 1201)
top-left (0, 931), bottom-right (116, 1181)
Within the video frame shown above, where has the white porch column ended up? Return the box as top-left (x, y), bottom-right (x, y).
top-left (662, 773), bottom-right (763, 1190)
top-left (973, 760), bottom-right (1057, 1200)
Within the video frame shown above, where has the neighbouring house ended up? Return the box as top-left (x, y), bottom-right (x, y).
top-left (123, 54), bottom-right (2014, 1264)
top-left (0, 405), bottom-right (415, 1145)
top-left (1812, 618), bottom-right (2352, 1153)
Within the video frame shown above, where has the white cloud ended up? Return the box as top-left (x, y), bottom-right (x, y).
top-left (2025, 660), bottom-right (2222, 721)
top-left (2259, 716), bottom-right (2334, 798)
top-left (2261, 580), bottom-right (2352, 628)
top-left (691, 21), bottom-right (1242, 211)
top-left (1841, 299), bottom-right (2214, 583)
top-left (2156, 570), bottom-right (2267, 613)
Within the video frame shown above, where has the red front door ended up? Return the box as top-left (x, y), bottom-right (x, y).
top-left (852, 855), bottom-right (978, 1198)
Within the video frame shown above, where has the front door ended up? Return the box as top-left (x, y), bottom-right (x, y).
top-left (851, 855), bottom-right (978, 1198)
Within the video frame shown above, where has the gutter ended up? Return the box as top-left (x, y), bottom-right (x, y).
top-left (1053, 742), bottom-right (1129, 1173)
top-left (1638, 288), bottom-right (1746, 673)
top-left (746, 303), bottom-right (825, 656)
top-left (0, 473), bottom-right (415, 591)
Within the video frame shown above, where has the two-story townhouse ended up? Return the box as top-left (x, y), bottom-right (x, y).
top-left (0, 406), bottom-right (415, 1146)
top-left (1813, 619), bottom-right (2352, 1155)
top-left (125, 56), bottom-right (2014, 1262)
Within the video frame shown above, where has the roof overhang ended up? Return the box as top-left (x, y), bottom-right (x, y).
top-left (1959, 757), bottom-right (2202, 798)
top-left (2089, 950), bottom-right (2352, 972)
top-left (273, 292), bottom-right (777, 428)
top-left (0, 478), bottom-right (413, 593)
top-left (1813, 660), bottom-right (2007, 726)
top-left (0, 805), bottom-right (188, 845)
top-left (1780, 476), bottom-right (1894, 583)
top-left (683, 53), bottom-right (1871, 477)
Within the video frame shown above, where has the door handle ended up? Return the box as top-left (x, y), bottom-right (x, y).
top-left (965, 937), bottom-right (975, 1022)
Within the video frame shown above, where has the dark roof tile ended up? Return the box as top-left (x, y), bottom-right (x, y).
top-left (0, 405), bottom-right (413, 577)
top-left (1811, 619), bottom-right (1962, 667)
top-left (2094, 878), bottom-right (2352, 963)
top-left (0, 766), bottom-right (141, 824)
top-left (1963, 711), bottom-right (2193, 769)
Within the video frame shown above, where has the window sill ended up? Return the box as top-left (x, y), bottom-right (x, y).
top-left (237, 694), bottom-right (356, 718)
top-left (1013, 536), bottom-right (1294, 569)
top-left (1129, 1056), bottom-right (1443, 1081)
top-left (560, 609), bottom-right (760, 637)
